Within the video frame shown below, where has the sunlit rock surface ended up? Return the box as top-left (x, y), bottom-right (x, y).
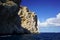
top-left (18, 6), bottom-right (38, 33)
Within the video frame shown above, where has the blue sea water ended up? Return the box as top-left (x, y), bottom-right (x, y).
top-left (33, 33), bottom-right (60, 40)
top-left (0, 33), bottom-right (60, 40)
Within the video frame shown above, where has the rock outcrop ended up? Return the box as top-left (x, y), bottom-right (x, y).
top-left (0, 0), bottom-right (38, 40)
top-left (0, 0), bottom-right (38, 34)
top-left (18, 6), bottom-right (38, 33)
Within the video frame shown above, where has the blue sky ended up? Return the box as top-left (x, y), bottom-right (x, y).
top-left (21, 0), bottom-right (60, 33)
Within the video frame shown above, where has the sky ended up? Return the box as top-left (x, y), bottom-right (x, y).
top-left (21, 0), bottom-right (60, 33)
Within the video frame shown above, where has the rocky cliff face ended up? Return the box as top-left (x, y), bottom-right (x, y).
top-left (0, 0), bottom-right (38, 36)
top-left (0, 0), bottom-right (38, 34)
top-left (18, 6), bottom-right (38, 33)
top-left (0, 0), bottom-right (24, 34)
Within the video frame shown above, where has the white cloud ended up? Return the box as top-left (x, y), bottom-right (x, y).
top-left (38, 13), bottom-right (60, 27)
top-left (37, 19), bottom-right (40, 27)
top-left (37, 19), bottom-right (41, 32)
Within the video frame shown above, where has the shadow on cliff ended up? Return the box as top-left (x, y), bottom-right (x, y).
top-left (12, 15), bottom-right (31, 34)
top-left (10, 14), bottom-right (31, 34)
top-left (0, 13), bottom-right (33, 36)
top-left (0, 14), bottom-right (31, 36)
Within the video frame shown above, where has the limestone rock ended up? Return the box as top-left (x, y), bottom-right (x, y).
top-left (18, 6), bottom-right (38, 33)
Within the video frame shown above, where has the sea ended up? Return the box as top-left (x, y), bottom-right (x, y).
top-left (34, 33), bottom-right (60, 40)
top-left (0, 33), bottom-right (60, 40)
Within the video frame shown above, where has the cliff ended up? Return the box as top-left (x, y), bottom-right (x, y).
top-left (0, 0), bottom-right (24, 34)
top-left (18, 6), bottom-right (38, 33)
top-left (0, 0), bottom-right (38, 40)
